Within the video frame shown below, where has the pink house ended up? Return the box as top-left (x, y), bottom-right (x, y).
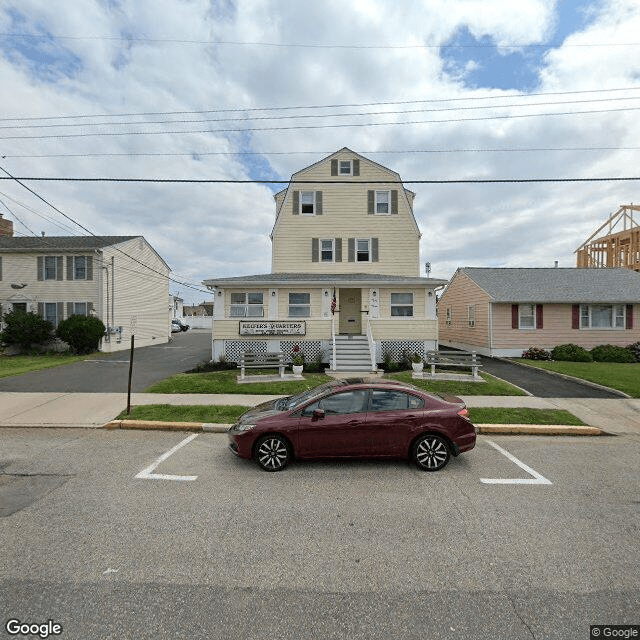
top-left (438, 268), bottom-right (640, 357)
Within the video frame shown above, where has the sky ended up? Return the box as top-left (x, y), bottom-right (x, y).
top-left (0, 0), bottom-right (639, 305)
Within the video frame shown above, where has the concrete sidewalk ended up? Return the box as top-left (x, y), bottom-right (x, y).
top-left (0, 392), bottom-right (638, 436)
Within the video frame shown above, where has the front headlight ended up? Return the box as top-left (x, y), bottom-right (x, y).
top-left (234, 423), bottom-right (257, 432)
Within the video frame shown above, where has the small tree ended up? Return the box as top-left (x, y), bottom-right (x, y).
top-left (0, 310), bottom-right (54, 352)
top-left (55, 315), bottom-right (106, 354)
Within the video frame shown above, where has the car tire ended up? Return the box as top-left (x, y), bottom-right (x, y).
top-left (254, 434), bottom-right (291, 472)
top-left (413, 434), bottom-right (450, 471)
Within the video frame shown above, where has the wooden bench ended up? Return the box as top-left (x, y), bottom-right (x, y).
top-left (239, 351), bottom-right (286, 380)
top-left (425, 350), bottom-right (482, 380)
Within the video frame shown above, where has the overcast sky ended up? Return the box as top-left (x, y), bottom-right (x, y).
top-left (0, 0), bottom-right (639, 304)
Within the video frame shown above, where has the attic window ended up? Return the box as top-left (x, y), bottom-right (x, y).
top-left (339, 160), bottom-right (352, 175)
top-left (300, 191), bottom-right (315, 215)
top-left (376, 191), bottom-right (390, 214)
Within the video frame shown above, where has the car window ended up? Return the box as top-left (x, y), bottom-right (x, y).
top-left (369, 390), bottom-right (424, 412)
top-left (317, 390), bottom-right (369, 415)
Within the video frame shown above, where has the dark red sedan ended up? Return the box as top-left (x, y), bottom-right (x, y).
top-left (228, 379), bottom-right (476, 472)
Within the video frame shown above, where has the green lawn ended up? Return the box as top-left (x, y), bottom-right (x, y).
top-left (469, 407), bottom-right (585, 425)
top-left (0, 352), bottom-right (88, 378)
top-left (117, 404), bottom-right (247, 423)
top-left (514, 360), bottom-right (640, 398)
top-left (386, 371), bottom-right (526, 396)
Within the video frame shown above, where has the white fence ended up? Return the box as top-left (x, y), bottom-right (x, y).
top-left (184, 315), bottom-right (212, 330)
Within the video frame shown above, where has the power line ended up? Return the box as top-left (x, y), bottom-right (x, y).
top-left (3, 106), bottom-right (640, 140)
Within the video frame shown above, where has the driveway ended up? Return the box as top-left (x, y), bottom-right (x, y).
top-left (0, 330), bottom-right (211, 393)
top-left (481, 357), bottom-right (624, 398)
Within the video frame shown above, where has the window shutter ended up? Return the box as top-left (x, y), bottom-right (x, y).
top-left (57, 302), bottom-right (64, 322)
top-left (86, 256), bottom-right (93, 280)
top-left (57, 256), bottom-right (63, 281)
top-left (315, 191), bottom-right (323, 215)
top-left (67, 256), bottom-right (74, 280)
top-left (311, 238), bottom-right (319, 262)
top-left (88, 302), bottom-right (94, 314)
top-left (353, 159), bottom-right (360, 176)
top-left (348, 238), bottom-right (355, 262)
top-left (626, 304), bottom-right (633, 329)
top-left (292, 190), bottom-right (299, 215)
top-left (67, 302), bottom-right (74, 317)
top-left (511, 305), bottom-right (518, 329)
top-left (371, 237), bottom-right (379, 262)
top-left (335, 238), bottom-right (342, 262)
top-left (367, 190), bottom-right (375, 215)
top-left (37, 256), bottom-right (43, 281)
top-left (536, 304), bottom-right (544, 330)
top-left (331, 159), bottom-right (338, 176)
top-left (391, 190), bottom-right (398, 214)
top-left (37, 302), bottom-right (44, 317)
top-left (572, 304), bottom-right (580, 329)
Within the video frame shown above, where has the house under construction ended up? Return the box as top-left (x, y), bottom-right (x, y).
top-left (576, 204), bottom-right (640, 272)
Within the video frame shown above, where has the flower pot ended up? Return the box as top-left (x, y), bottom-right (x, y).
top-left (411, 362), bottom-right (424, 373)
top-left (292, 364), bottom-right (304, 376)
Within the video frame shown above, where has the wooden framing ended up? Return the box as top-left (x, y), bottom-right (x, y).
top-left (576, 204), bottom-right (640, 272)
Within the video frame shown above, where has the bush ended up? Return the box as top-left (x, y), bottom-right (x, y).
top-left (590, 344), bottom-right (636, 363)
top-left (551, 344), bottom-right (593, 362)
top-left (55, 315), bottom-right (106, 354)
top-left (188, 355), bottom-right (237, 373)
top-left (0, 310), bottom-right (54, 352)
top-left (626, 342), bottom-right (640, 362)
top-left (522, 347), bottom-right (552, 360)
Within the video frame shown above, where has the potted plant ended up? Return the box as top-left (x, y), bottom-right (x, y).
top-left (410, 352), bottom-right (424, 373)
top-left (291, 346), bottom-right (304, 376)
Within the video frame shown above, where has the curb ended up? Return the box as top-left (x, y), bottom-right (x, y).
top-left (104, 420), bottom-right (231, 432)
top-left (475, 423), bottom-right (610, 436)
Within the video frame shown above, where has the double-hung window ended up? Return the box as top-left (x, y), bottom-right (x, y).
top-left (446, 308), bottom-right (452, 326)
top-left (44, 256), bottom-right (57, 280)
top-left (72, 302), bottom-right (88, 316)
top-left (519, 304), bottom-right (536, 329)
top-left (391, 293), bottom-right (413, 317)
top-left (44, 302), bottom-right (59, 327)
top-left (375, 191), bottom-right (390, 214)
top-left (321, 239), bottom-right (334, 262)
top-left (468, 305), bottom-right (476, 328)
top-left (230, 292), bottom-right (264, 318)
top-left (580, 304), bottom-right (625, 329)
top-left (73, 256), bottom-right (86, 280)
top-left (300, 191), bottom-right (315, 215)
top-left (288, 293), bottom-right (310, 318)
top-left (356, 239), bottom-right (370, 262)
top-left (339, 160), bottom-right (352, 175)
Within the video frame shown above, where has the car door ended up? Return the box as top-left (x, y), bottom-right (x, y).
top-left (297, 389), bottom-right (369, 457)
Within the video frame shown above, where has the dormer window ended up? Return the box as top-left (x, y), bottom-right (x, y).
top-left (339, 160), bottom-right (352, 175)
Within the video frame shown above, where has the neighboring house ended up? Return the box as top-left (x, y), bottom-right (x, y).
top-left (438, 267), bottom-right (640, 357)
top-left (203, 148), bottom-right (447, 372)
top-left (0, 235), bottom-right (170, 352)
top-left (169, 294), bottom-right (184, 319)
top-left (184, 302), bottom-right (213, 316)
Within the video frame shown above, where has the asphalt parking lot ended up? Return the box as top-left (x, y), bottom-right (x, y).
top-left (1, 428), bottom-right (638, 640)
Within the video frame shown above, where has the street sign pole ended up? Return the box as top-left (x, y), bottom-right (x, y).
top-left (126, 316), bottom-right (137, 416)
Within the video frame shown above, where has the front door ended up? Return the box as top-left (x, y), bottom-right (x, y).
top-left (338, 288), bottom-right (362, 334)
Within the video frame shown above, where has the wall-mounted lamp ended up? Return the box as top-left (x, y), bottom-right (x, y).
top-left (217, 291), bottom-right (222, 297)
top-left (272, 291), bottom-right (276, 297)
top-left (428, 291), bottom-right (433, 298)
top-left (324, 290), bottom-right (328, 297)
top-left (372, 290), bottom-right (377, 297)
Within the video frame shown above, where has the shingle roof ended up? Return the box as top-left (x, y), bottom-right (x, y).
top-left (460, 267), bottom-right (640, 303)
top-left (0, 236), bottom-right (139, 250)
top-left (203, 272), bottom-right (448, 287)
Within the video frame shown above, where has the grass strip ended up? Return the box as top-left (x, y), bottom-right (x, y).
top-left (469, 407), bottom-right (585, 425)
top-left (386, 371), bottom-right (526, 396)
top-left (0, 353), bottom-right (88, 378)
top-left (117, 404), bottom-right (248, 423)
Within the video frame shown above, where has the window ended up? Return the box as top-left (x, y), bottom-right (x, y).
top-left (580, 304), bottom-right (625, 329)
top-left (44, 256), bottom-right (57, 280)
top-left (339, 160), bottom-right (352, 175)
top-left (13, 303), bottom-right (27, 313)
top-left (519, 304), bottom-right (536, 329)
top-left (370, 390), bottom-right (423, 412)
top-left (468, 305), bottom-right (476, 328)
top-left (73, 302), bottom-right (88, 316)
top-left (391, 293), bottom-right (413, 317)
top-left (230, 292), bottom-right (264, 318)
top-left (375, 191), bottom-right (390, 214)
top-left (300, 191), bottom-right (315, 215)
top-left (318, 390), bottom-right (368, 415)
top-left (288, 292), bottom-right (310, 318)
top-left (356, 239), bottom-right (370, 262)
top-left (73, 256), bottom-right (86, 280)
top-left (44, 302), bottom-right (59, 327)
top-left (446, 308), bottom-right (452, 327)
top-left (321, 239), bottom-right (334, 262)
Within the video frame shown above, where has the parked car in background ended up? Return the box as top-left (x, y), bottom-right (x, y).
top-left (171, 319), bottom-right (189, 333)
top-left (228, 379), bottom-right (476, 472)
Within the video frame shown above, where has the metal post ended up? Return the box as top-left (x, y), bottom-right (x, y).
top-left (126, 335), bottom-right (134, 415)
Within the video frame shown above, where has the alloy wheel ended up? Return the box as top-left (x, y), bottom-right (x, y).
top-left (255, 435), bottom-right (290, 472)
top-left (414, 435), bottom-right (450, 471)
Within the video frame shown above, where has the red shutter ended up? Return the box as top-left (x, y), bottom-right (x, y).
top-left (626, 304), bottom-right (634, 329)
top-left (536, 304), bottom-right (544, 330)
top-left (511, 305), bottom-right (518, 329)
top-left (572, 305), bottom-right (580, 329)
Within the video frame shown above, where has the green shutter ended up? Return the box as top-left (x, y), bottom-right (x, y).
top-left (331, 159), bottom-right (338, 176)
top-left (335, 238), bottom-right (342, 262)
top-left (311, 238), bottom-right (319, 262)
top-left (391, 190), bottom-right (398, 214)
top-left (67, 256), bottom-right (74, 280)
top-left (315, 191), bottom-right (323, 215)
top-left (56, 256), bottom-right (63, 280)
top-left (348, 238), bottom-right (355, 262)
top-left (371, 238), bottom-right (379, 262)
top-left (86, 255), bottom-right (93, 281)
top-left (367, 190), bottom-right (375, 215)
top-left (37, 256), bottom-right (43, 281)
top-left (353, 159), bottom-right (360, 176)
top-left (292, 190), bottom-right (299, 215)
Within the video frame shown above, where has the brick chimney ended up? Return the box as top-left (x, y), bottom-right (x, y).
top-left (0, 213), bottom-right (13, 236)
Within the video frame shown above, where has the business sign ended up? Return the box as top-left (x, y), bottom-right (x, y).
top-left (239, 321), bottom-right (306, 336)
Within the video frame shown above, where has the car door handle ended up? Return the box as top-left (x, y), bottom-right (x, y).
top-left (347, 420), bottom-right (362, 426)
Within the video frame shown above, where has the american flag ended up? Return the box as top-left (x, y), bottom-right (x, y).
top-left (331, 289), bottom-right (337, 315)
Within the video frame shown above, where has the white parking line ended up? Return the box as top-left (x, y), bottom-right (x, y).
top-left (135, 433), bottom-right (199, 481)
top-left (480, 439), bottom-right (552, 485)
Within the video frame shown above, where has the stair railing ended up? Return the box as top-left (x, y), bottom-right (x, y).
top-left (366, 315), bottom-right (377, 372)
top-left (331, 316), bottom-right (337, 370)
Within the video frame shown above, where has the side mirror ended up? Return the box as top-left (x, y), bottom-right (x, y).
top-left (312, 408), bottom-right (325, 420)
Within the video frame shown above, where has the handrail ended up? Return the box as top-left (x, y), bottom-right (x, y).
top-left (331, 316), bottom-right (337, 370)
top-left (366, 315), bottom-right (377, 372)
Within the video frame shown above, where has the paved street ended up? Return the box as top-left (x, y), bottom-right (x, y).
top-left (1, 428), bottom-right (638, 639)
top-left (0, 329), bottom-right (211, 393)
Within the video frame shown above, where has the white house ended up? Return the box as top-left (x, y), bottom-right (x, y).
top-left (203, 148), bottom-right (447, 372)
top-left (0, 235), bottom-right (170, 352)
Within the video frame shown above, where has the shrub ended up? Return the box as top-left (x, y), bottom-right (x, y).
top-left (590, 344), bottom-right (636, 363)
top-left (626, 342), bottom-right (640, 362)
top-left (0, 310), bottom-right (54, 352)
top-left (55, 315), bottom-right (106, 354)
top-left (551, 344), bottom-right (593, 362)
top-left (522, 347), bottom-right (552, 360)
top-left (188, 355), bottom-right (237, 373)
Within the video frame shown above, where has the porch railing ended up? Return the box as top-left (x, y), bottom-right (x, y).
top-left (365, 315), bottom-right (377, 372)
top-left (331, 316), bottom-right (337, 370)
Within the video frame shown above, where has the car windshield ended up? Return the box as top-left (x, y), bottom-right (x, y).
top-left (283, 382), bottom-right (341, 410)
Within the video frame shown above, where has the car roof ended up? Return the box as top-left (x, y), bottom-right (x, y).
top-left (330, 378), bottom-right (424, 393)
